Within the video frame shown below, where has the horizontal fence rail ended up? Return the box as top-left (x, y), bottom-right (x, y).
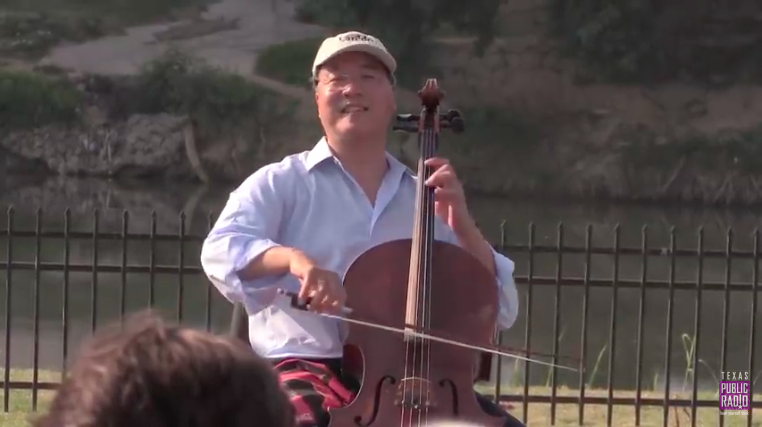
top-left (0, 207), bottom-right (760, 427)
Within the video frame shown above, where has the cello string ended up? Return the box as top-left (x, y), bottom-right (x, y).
top-left (404, 120), bottom-right (428, 427)
top-left (401, 141), bottom-right (419, 427)
top-left (417, 127), bottom-right (430, 426)
top-left (414, 129), bottom-right (424, 426)
top-left (422, 126), bottom-right (436, 425)
top-left (424, 119), bottom-right (439, 422)
top-left (415, 127), bottom-right (432, 426)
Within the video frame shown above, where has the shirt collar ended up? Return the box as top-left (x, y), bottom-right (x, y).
top-left (303, 137), bottom-right (412, 178)
top-left (303, 137), bottom-right (334, 171)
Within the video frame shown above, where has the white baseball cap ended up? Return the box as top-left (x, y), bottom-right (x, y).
top-left (312, 31), bottom-right (397, 81)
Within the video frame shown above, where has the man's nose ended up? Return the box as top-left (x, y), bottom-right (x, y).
top-left (340, 78), bottom-right (363, 96)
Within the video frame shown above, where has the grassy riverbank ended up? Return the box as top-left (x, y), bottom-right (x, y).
top-left (2, 369), bottom-right (758, 427)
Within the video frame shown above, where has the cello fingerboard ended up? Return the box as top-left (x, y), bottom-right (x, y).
top-left (404, 107), bottom-right (440, 340)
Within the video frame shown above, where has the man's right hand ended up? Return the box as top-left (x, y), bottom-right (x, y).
top-left (288, 250), bottom-right (346, 314)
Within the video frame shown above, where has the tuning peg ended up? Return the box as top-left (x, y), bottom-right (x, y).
top-left (449, 117), bottom-right (465, 134)
top-left (443, 109), bottom-right (461, 121)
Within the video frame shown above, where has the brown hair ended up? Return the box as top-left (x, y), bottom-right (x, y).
top-left (32, 310), bottom-right (293, 427)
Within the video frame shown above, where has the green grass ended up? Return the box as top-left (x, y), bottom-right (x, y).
top-left (2, 369), bottom-right (760, 427)
top-left (0, 369), bottom-right (58, 427)
top-left (254, 37), bottom-right (324, 88)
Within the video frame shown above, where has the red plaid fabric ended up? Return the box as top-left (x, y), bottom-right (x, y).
top-left (274, 358), bottom-right (357, 427)
top-left (273, 358), bottom-right (523, 427)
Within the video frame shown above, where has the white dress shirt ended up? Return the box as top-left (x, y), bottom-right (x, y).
top-left (200, 138), bottom-right (520, 360)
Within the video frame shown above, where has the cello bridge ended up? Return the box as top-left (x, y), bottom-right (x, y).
top-left (395, 377), bottom-right (437, 409)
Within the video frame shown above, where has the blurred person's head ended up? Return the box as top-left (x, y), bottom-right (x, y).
top-left (31, 310), bottom-right (293, 427)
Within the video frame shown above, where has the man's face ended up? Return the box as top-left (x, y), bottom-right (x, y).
top-left (314, 51), bottom-right (396, 140)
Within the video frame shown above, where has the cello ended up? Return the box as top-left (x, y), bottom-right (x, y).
top-left (326, 78), bottom-right (505, 426)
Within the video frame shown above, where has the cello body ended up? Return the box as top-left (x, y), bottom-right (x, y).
top-left (328, 80), bottom-right (505, 427)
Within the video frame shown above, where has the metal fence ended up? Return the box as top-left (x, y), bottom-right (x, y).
top-left (0, 206), bottom-right (760, 427)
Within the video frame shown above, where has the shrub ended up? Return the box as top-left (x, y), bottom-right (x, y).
top-left (255, 37), bottom-right (323, 88)
top-left (134, 48), bottom-right (296, 137)
top-left (0, 70), bottom-right (83, 133)
top-left (548, 0), bottom-right (762, 84)
top-left (0, 13), bottom-right (106, 57)
top-left (547, 0), bottom-right (665, 83)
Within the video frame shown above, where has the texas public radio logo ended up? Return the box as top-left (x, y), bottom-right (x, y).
top-left (719, 371), bottom-right (750, 415)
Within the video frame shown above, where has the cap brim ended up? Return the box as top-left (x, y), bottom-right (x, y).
top-left (313, 44), bottom-right (397, 76)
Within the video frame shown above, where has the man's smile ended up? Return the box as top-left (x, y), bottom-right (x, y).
top-left (341, 104), bottom-right (369, 113)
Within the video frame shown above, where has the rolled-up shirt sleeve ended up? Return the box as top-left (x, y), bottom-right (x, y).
top-left (200, 166), bottom-right (290, 315)
top-left (492, 249), bottom-right (519, 330)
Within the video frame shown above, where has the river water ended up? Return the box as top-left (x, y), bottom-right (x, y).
top-left (0, 176), bottom-right (760, 394)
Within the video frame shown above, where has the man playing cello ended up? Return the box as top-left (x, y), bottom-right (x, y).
top-left (200, 31), bottom-right (525, 427)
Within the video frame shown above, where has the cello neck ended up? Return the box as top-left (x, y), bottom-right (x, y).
top-left (404, 80), bottom-right (443, 335)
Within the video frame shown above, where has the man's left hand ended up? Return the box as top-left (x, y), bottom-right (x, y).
top-left (424, 157), bottom-right (472, 232)
top-left (424, 157), bottom-right (497, 276)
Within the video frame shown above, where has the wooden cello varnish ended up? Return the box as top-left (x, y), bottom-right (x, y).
top-left (329, 79), bottom-right (504, 427)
